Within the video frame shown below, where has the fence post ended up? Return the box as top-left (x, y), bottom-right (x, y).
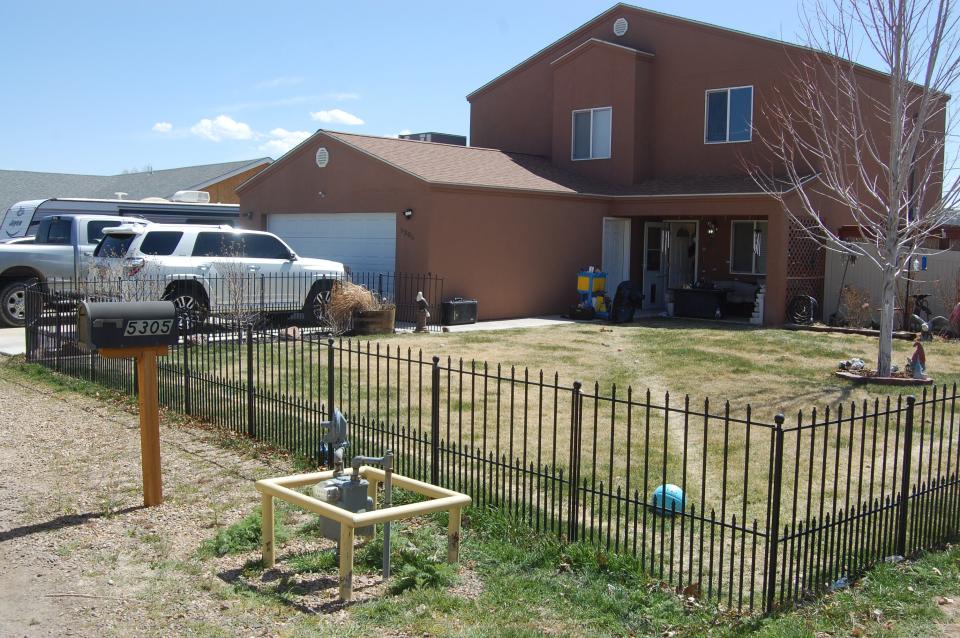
top-left (246, 326), bottom-right (255, 438)
top-left (54, 305), bottom-right (62, 373)
top-left (182, 326), bottom-right (191, 414)
top-left (431, 356), bottom-right (441, 485)
top-left (327, 338), bottom-right (335, 468)
top-left (567, 381), bottom-right (583, 542)
top-left (896, 395), bottom-right (917, 557)
top-left (765, 413), bottom-right (786, 614)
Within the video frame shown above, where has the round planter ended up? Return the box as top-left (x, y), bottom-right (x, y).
top-left (835, 370), bottom-right (933, 386)
top-left (352, 307), bottom-right (396, 335)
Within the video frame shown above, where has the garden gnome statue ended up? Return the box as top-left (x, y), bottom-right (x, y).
top-left (907, 339), bottom-right (927, 379)
top-left (415, 291), bottom-right (430, 333)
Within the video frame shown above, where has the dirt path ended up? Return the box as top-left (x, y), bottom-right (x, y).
top-left (0, 360), bottom-right (301, 637)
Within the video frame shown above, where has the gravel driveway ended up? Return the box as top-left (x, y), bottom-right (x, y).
top-left (0, 358), bottom-right (298, 637)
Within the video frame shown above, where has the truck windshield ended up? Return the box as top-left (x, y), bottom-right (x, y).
top-left (94, 234), bottom-right (135, 258)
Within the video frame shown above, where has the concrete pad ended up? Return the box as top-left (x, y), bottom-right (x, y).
top-left (0, 328), bottom-right (25, 355)
top-left (443, 315), bottom-right (575, 333)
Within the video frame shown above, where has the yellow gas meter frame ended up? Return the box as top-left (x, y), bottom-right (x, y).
top-left (255, 466), bottom-right (471, 601)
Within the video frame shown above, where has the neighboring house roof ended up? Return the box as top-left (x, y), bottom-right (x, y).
top-left (319, 131), bottom-right (785, 198)
top-left (0, 158), bottom-right (271, 215)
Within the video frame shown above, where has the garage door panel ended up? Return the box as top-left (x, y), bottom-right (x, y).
top-left (267, 213), bottom-right (396, 274)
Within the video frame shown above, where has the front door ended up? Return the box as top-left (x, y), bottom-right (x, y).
top-left (643, 222), bottom-right (668, 310)
top-left (667, 221), bottom-right (698, 289)
top-left (601, 217), bottom-right (631, 295)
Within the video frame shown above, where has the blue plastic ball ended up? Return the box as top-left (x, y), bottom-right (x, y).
top-left (652, 484), bottom-right (685, 516)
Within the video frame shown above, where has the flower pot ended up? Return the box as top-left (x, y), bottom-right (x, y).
top-left (352, 307), bottom-right (396, 335)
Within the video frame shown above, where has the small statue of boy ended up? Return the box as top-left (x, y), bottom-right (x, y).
top-left (906, 339), bottom-right (926, 379)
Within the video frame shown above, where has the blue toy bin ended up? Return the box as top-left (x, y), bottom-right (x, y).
top-left (652, 484), bottom-right (685, 516)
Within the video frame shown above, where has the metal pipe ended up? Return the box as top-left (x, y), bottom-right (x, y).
top-left (383, 450), bottom-right (393, 579)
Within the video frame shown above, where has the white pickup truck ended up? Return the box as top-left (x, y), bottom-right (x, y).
top-left (0, 214), bottom-right (148, 326)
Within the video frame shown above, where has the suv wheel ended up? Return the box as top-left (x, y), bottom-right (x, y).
top-left (0, 279), bottom-right (36, 328)
top-left (303, 280), bottom-right (334, 327)
top-left (163, 284), bottom-right (209, 332)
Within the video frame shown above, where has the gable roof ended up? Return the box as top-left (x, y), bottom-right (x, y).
top-left (0, 158), bottom-right (271, 215)
top-left (242, 129), bottom-right (785, 199)
top-left (467, 3), bottom-right (897, 101)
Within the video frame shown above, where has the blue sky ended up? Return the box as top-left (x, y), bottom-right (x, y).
top-left (0, 1), bottom-right (876, 174)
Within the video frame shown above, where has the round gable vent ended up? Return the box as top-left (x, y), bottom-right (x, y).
top-left (315, 147), bottom-right (330, 168)
top-left (613, 17), bottom-right (629, 37)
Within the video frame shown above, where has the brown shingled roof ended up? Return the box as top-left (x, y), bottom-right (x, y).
top-left (325, 131), bottom-right (778, 198)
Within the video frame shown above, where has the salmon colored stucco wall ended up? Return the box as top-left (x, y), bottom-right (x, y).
top-left (426, 188), bottom-right (608, 320)
top-left (550, 42), bottom-right (653, 186)
top-left (237, 134), bottom-right (434, 275)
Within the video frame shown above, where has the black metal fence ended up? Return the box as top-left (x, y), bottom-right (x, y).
top-left (23, 278), bottom-right (960, 615)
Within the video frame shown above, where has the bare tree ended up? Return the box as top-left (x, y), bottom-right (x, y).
top-left (750, 0), bottom-right (960, 375)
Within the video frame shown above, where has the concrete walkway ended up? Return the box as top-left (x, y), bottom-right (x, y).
top-left (443, 315), bottom-right (575, 332)
top-left (0, 328), bottom-right (24, 355)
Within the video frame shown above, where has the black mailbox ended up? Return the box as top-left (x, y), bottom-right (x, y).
top-left (77, 301), bottom-right (179, 350)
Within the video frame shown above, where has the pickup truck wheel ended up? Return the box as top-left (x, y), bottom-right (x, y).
top-left (0, 280), bottom-right (34, 328)
top-left (163, 285), bottom-right (209, 332)
top-left (303, 280), bottom-right (334, 327)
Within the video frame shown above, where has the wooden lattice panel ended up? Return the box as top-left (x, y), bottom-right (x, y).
top-left (785, 219), bottom-right (826, 312)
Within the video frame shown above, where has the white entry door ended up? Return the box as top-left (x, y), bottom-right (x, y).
top-left (601, 217), bottom-right (631, 295)
top-left (267, 212), bottom-right (397, 274)
top-left (643, 222), bottom-right (668, 310)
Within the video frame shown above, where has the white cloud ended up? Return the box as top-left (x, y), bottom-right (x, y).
top-left (259, 128), bottom-right (311, 155)
top-left (189, 115), bottom-right (254, 142)
top-left (255, 76), bottom-right (303, 89)
top-left (326, 92), bottom-right (360, 101)
top-left (152, 121), bottom-right (173, 133)
top-left (309, 108), bottom-right (364, 126)
top-left (387, 129), bottom-right (413, 139)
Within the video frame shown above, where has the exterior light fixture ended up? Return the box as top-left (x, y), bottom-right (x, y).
top-left (403, 208), bottom-right (414, 219)
top-left (244, 211), bottom-right (254, 220)
top-left (706, 220), bottom-right (718, 235)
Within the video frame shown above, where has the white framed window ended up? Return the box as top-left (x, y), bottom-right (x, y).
top-left (729, 220), bottom-right (767, 275)
top-left (704, 86), bottom-right (753, 144)
top-left (571, 107), bottom-right (612, 160)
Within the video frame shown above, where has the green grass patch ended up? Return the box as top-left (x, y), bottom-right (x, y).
top-left (199, 507), bottom-right (289, 558)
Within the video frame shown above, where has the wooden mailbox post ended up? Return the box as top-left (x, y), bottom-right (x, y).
top-left (77, 301), bottom-right (179, 507)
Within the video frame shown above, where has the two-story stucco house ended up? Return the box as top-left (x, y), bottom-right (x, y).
top-left (237, 4), bottom-right (941, 325)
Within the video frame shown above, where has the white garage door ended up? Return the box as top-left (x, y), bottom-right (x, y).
top-left (267, 213), bottom-right (396, 274)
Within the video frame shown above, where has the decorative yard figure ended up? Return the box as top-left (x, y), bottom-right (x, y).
top-left (907, 339), bottom-right (927, 380)
top-left (415, 291), bottom-right (430, 333)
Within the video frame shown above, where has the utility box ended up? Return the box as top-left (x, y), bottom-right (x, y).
top-left (77, 301), bottom-right (179, 351)
top-left (312, 475), bottom-right (375, 540)
top-left (441, 298), bottom-right (478, 326)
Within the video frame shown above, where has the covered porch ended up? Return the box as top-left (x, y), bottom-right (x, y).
top-left (601, 196), bottom-right (793, 325)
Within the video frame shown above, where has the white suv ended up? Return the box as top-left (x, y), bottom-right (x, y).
top-left (92, 224), bottom-right (345, 324)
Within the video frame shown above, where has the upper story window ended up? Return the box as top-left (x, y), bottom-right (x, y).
top-left (572, 107), bottom-right (612, 160)
top-left (705, 86), bottom-right (753, 144)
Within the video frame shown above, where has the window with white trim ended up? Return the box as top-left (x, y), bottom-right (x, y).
top-left (572, 107), bottom-right (612, 160)
top-left (705, 86), bottom-right (753, 143)
top-left (730, 220), bottom-right (767, 275)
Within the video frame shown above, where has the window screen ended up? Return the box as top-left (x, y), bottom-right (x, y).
top-left (591, 108), bottom-right (612, 159)
top-left (572, 111), bottom-right (592, 160)
top-left (706, 91), bottom-right (729, 142)
top-left (728, 87), bottom-right (753, 141)
top-left (139, 231), bottom-right (183, 256)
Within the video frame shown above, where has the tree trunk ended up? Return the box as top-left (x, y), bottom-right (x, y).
top-left (877, 266), bottom-right (897, 376)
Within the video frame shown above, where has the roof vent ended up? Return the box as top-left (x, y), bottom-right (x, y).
top-left (316, 147), bottom-right (330, 168)
top-left (172, 190), bottom-right (211, 203)
top-left (613, 17), bottom-right (629, 37)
